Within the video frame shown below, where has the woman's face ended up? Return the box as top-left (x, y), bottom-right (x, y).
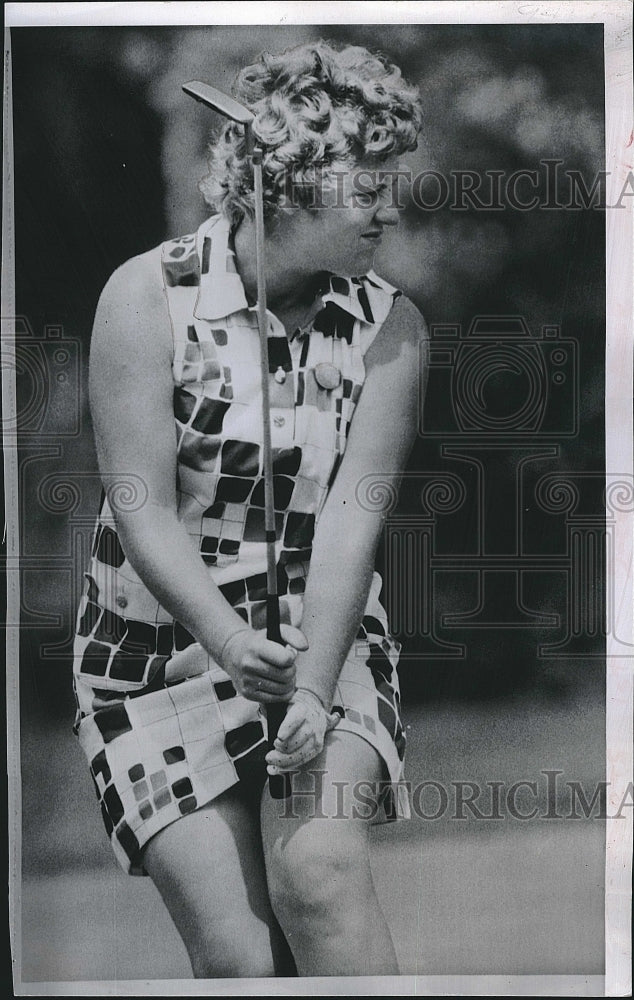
top-left (278, 158), bottom-right (403, 278)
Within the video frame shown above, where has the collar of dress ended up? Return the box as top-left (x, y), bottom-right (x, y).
top-left (193, 214), bottom-right (381, 334)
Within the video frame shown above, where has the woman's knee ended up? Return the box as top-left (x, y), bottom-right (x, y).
top-left (266, 826), bottom-right (370, 928)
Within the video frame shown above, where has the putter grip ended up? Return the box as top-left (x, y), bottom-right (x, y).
top-left (266, 595), bottom-right (292, 799)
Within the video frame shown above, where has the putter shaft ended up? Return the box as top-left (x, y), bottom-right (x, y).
top-left (183, 80), bottom-right (290, 796)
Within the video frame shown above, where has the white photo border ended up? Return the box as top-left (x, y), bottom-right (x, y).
top-left (3, 2), bottom-right (632, 996)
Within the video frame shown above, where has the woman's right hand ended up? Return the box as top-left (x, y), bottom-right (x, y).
top-left (219, 625), bottom-right (308, 703)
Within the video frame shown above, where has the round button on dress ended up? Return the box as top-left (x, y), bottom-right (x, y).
top-left (314, 362), bottom-right (342, 390)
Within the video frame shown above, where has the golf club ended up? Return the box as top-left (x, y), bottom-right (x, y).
top-left (183, 81), bottom-right (291, 798)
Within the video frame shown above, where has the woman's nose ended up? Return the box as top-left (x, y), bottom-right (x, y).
top-left (374, 204), bottom-right (400, 226)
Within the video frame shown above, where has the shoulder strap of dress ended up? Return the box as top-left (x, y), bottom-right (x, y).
top-left (160, 219), bottom-right (217, 350)
top-left (358, 272), bottom-right (403, 357)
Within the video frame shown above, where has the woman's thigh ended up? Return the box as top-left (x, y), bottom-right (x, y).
top-left (142, 782), bottom-right (291, 978)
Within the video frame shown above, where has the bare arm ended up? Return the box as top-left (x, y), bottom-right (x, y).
top-left (294, 295), bottom-right (429, 708)
top-left (89, 251), bottom-right (302, 700)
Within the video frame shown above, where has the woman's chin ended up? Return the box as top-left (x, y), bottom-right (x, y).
top-left (336, 253), bottom-right (377, 278)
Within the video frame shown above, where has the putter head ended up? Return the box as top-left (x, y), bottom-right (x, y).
top-left (183, 81), bottom-right (255, 154)
top-left (182, 80), bottom-right (253, 120)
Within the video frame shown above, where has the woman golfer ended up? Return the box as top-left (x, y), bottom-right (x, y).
top-left (73, 40), bottom-right (426, 978)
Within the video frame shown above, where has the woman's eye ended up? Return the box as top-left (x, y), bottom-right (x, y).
top-left (353, 190), bottom-right (381, 208)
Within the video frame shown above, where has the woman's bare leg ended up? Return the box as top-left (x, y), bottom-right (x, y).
top-left (260, 731), bottom-right (399, 977)
top-left (143, 783), bottom-right (295, 978)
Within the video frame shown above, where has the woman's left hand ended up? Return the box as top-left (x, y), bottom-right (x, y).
top-left (265, 688), bottom-right (341, 773)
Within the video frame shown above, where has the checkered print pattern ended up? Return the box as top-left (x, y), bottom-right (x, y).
top-left (73, 214), bottom-right (407, 874)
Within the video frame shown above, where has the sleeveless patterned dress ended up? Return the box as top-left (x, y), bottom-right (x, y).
top-left (73, 214), bottom-right (409, 875)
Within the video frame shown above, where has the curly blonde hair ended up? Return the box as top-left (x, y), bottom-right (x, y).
top-left (199, 40), bottom-right (422, 225)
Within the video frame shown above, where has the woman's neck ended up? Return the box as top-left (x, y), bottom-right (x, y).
top-left (233, 215), bottom-right (328, 328)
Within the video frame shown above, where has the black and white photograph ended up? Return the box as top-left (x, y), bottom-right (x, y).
top-left (4, 2), bottom-right (633, 995)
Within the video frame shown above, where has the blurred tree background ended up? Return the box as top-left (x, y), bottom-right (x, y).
top-left (12, 22), bottom-right (605, 726)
